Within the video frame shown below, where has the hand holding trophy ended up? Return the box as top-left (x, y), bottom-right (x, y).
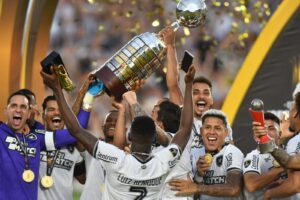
top-left (41, 0), bottom-right (207, 99)
top-left (249, 99), bottom-right (274, 153)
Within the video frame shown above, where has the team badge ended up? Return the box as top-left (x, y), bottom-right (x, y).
top-left (216, 155), bottom-right (223, 167)
top-left (67, 145), bottom-right (74, 153)
top-left (27, 133), bottom-right (37, 140)
top-left (244, 160), bottom-right (251, 168)
top-left (169, 148), bottom-right (178, 157)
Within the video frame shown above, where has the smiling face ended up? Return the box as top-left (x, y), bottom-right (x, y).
top-left (201, 116), bottom-right (228, 152)
top-left (192, 82), bottom-right (213, 119)
top-left (102, 111), bottom-right (118, 143)
top-left (5, 95), bottom-right (31, 133)
top-left (43, 100), bottom-right (64, 131)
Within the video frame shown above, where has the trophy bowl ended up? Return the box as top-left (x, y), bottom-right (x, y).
top-left (176, 0), bottom-right (207, 28)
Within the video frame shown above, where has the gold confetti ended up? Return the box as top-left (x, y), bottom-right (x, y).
top-left (183, 27), bottom-right (190, 36)
top-left (151, 20), bottom-right (160, 27)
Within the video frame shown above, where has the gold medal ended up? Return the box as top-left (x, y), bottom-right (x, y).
top-left (204, 153), bottom-right (213, 164)
top-left (22, 169), bottom-right (35, 182)
top-left (272, 160), bottom-right (281, 168)
top-left (41, 175), bottom-right (54, 188)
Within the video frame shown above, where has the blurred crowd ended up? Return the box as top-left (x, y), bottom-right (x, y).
top-left (48, 0), bottom-right (281, 138)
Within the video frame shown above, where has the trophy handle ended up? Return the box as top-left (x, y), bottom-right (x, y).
top-left (171, 21), bottom-right (180, 32)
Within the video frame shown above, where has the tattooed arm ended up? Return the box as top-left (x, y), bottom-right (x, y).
top-left (122, 91), bottom-right (171, 147)
top-left (170, 170), bottom-right (243, 197)
top-left (271, 148), bottom-right (300, 169)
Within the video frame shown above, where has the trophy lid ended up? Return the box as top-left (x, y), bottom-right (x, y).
top-left (176, 0), bottom-right (207, 28)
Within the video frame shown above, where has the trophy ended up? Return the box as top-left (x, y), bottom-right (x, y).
top-left (249, 99), bottom-right (274, 153)
top-left (94, 0), bottom-right (207, 99)
top-left (41, 51), bottom-right (75, 92)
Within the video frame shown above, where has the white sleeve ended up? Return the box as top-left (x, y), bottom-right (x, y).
top-left (286, 136), bottom-right (300, 155)
top-left (154, 144), bottom-right (182, 170)
top-left (243, 152), bottom-right (261, 175)
top-left (93, 140), bottom-right (126, 171)
top-left (225, 145), bottom-right (244, 172)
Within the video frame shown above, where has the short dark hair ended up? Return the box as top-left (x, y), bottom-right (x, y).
top-left (16, 89), bottom-right (36, 105)
top-left (42, 95), bottom-right (56, 111)
top-left (17, 89), bottom-right (35, 98)
top-left (130, 116), bottom-right (156, 139)
top-left (264, 112), bottom-right (280, 125)
top-left (157, 101), bottom-right (181, 133)
top-left (193, 76), bottom-right (212, 90)
top-left (295, 92), bottom-right (300, 116)
top-left (7, 91), bottom-right (31, 108)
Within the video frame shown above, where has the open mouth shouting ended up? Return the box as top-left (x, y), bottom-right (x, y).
top-left (51, 116), bottom-right (63, 129)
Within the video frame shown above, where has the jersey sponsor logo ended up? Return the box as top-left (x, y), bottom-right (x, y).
top-left (96, 152), bottom-right (118, 164)
top-left (204, 175), bottom-right (226, 185)
top-left (5, 136), bottom-right (37, 157)
top-left (26, 133), bottom-right (37, 140)
top-left (204, 170), bottom-right (226, 185)
top-left (40, 151), bottom-right (74, 171)
top-left (117, 174), bottom-right (163, 187)
top-left (244, 160), bottom-right (251, 168)
top-left (251, 155), bottom-right (259, 170)
top-left (226, 153), bottom-right (233, 167)
top-left (216, 155), bottom-right (223, 167)
top-left (295, 142), bottom-right (300, 153)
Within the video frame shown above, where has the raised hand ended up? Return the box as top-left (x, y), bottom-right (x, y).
top-left (40, 66), bottom-right (61, 92)
top-left (196, 156), bottom-right (211, 177)
top-left (158, 26), bottom-right (175, 47)
top-left (184, 64), bottom-right (196, 84)
top-left (169, 174), bottom-right (198, 197)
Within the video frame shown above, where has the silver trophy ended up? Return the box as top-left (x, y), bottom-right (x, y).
top-left (95, 0), bottom-right (207, 99)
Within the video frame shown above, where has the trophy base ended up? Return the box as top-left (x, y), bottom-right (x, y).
top-left (259, 141), bottom-right (274, 154)
top-left (95, 65), bottom-right (128, 99)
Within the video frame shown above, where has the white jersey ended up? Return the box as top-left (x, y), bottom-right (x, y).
top-left (93, 140), bottom-right (182, 200)
top-left (38, 146), bottom-right (83, 200)
top-left (286, 133), bottom-right (300, 200)
top-left (80, 157), bottom-right (105, 200)
top-left (243, 149), bottom-right (290, 200)
top-left (201, 144), bottom-right (244, 200)
top-left (159, 119), bottom-right (204, 200)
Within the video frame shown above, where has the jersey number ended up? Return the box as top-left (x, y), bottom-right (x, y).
top-left (129, 186), bottom-right (147, 200)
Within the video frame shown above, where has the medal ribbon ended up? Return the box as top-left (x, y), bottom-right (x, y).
top-left (14, 134), bottom-right (30, 170)
top-left (46, 150), bottom-right (59, 176)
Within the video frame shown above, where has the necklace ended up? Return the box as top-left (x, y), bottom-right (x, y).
top-left (131, 152), bottom-right (151, 157)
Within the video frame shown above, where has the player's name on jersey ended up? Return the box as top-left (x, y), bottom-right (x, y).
top-left (117, 174), bottom-right (163, 186)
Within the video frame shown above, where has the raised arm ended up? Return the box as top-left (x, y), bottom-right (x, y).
top-left (253, 121), bottom-right (300, 169)
top-left (123, 91), bottom-right (171, 147)
top-left (159, 26), bottom-right (183, 105)
top-left (111, 98), bottom-right (127, 150)
top-left (40, 68), bottom-right (98, 155)
top-left (170, 65), bottom-right (195, 150)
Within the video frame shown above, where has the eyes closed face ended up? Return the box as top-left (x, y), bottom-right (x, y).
top-left (201, 117), bottom-right (228, 152)
top-left (192, 82), bottom-right (213, 118)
